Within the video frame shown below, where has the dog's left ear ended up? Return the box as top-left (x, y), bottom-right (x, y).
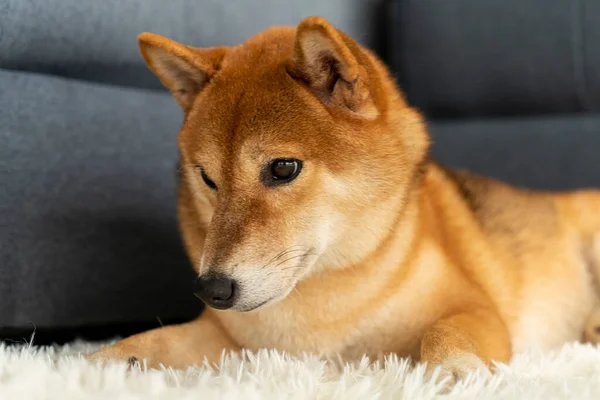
top-left (138, 33), bottom-right (227, 110)
top-left (290, 16), bottom-right (378, 119)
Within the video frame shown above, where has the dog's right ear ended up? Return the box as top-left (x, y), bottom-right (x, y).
top-left (138, 33), bottom-right (227, 110)
top-left (289, 17), bottom-right (378, 119)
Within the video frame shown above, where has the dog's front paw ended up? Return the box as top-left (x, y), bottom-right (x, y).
top-left (86, 345), bottom-right (147, 369)
top-left (584, 307), bottom-right (600, 344)
top-left (426, 353), bottom-right (491, 385)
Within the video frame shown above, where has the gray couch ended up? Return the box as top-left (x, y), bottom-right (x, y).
top-left (1, 0), bottom-right (599, 339)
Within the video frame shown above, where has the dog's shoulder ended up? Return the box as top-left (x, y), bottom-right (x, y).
top-left (433, 164), bottom-right (496, 215)
top-left (426, 162), bottom-right (559, 253)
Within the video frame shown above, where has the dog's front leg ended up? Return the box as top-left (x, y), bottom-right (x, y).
top-left (87, 311), bottom-right (239, 369)
top-left (420, 308), bottom-right (511, 382)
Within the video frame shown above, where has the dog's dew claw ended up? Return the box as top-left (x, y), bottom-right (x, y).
top-left (127, 356), bottom-right (140, 367)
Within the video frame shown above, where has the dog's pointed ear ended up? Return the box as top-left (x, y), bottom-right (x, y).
top-left (289, 17), bottom-right (378, 119)
top-left (138, 33), bottom-right (227, 110)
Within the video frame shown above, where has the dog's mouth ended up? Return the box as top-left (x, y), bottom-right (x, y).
top-left (231, 279), bottom-right (298, 312)
top-left (233, 260), bottom-right (311, 312)
top-left (235, 297), bottom-right (275, 312)
top-left (200, 249), bottom-right (316, 312)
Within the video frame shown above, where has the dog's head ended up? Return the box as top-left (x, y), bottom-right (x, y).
top-left (139, 17), bottom-right (429, 312)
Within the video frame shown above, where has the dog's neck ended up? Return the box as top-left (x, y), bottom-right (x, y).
top-left (311, 160), bottom-right (427, 273)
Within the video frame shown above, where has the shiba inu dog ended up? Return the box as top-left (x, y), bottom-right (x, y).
top-left (88, 16), bottom-right (600, 381)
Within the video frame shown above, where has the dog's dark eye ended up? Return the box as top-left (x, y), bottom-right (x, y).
top-left (198, 167), bottom-right (217, 191)
top-left (262, 159), bottom-right (303, 187)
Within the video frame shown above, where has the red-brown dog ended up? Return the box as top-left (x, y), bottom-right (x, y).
top-left (89, 16), bottom-right (600, 381)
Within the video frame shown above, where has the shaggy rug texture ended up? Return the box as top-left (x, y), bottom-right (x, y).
top-left (1, 340), bottom-right (600, 399)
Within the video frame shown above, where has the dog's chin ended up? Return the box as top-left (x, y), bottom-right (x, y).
top-left (225, 261), bottom-right (313, 312)
top-left (230, 285), bottom-right (297, 313)
top-left (232, 298), bottom-right (274, 312)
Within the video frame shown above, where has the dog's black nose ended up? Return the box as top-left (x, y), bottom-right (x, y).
top-left (194, 275), bottom-right (236, 309)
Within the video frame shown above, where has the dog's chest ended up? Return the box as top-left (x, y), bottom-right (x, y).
top-left (216, 303), bottom-right (423, 358)
top-left (218, 307), bottom-right (356, 355)
top-left (215, 248), bottom-right (447, 358)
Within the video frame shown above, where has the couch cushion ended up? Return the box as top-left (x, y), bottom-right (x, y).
top-left (429, 114), bottom-right (600, 190)
top-left (390, 0), bottom-right (600, 117)
top-left (0, 0), bottom-right (381, 90)
top-left (0, 69), bottom-right (199, 327)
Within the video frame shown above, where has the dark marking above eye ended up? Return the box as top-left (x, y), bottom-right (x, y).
top-left (261, 159), bottom-right (303, 188)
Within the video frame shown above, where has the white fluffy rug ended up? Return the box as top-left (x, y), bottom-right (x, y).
top-left (1, 340), bottom-right (600, 399)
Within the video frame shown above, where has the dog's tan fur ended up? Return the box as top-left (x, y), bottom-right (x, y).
top-left (88, 17), bottom-right (600, 379)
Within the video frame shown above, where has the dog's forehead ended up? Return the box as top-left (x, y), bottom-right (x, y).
top-left (178, 26), bottom-right (360, 168)
top-left (190, 78), bottom-right (306, 153)
top-left (181, 37), bottom-right (331, 160)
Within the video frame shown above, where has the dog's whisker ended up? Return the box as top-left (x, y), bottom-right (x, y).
top-left (273, 245), bottom-right (306, 259)
top-left (177, 163), bottom-right (202, 172)
top-left (262, 249), bottom-right (317, 275)
top-left (266, 246), bottom-right (301, 266)
top-left (261, 249), bottom-right (290, 271)
top-left (261, 246), bottom-right (308, 270)
top-left (273, 253), bottom-right (311, 270)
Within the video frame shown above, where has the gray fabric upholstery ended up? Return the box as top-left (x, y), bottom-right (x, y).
top-left (583, 1), bottom-right (600, 110)
top-left (429, 115), bottom-right (600, 190)
top-left (391, 0), bottom-right (600, 117)
top-left (0, 69), bottom-right (198, 327)
top-left (0, 0), bottom-right (383, 90)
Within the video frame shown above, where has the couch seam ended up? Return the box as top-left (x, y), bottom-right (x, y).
top-left (571, 0), bottom-right (591, 111)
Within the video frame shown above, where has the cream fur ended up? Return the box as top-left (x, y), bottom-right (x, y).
top-left (2, 340), bottom-right (600, 399)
